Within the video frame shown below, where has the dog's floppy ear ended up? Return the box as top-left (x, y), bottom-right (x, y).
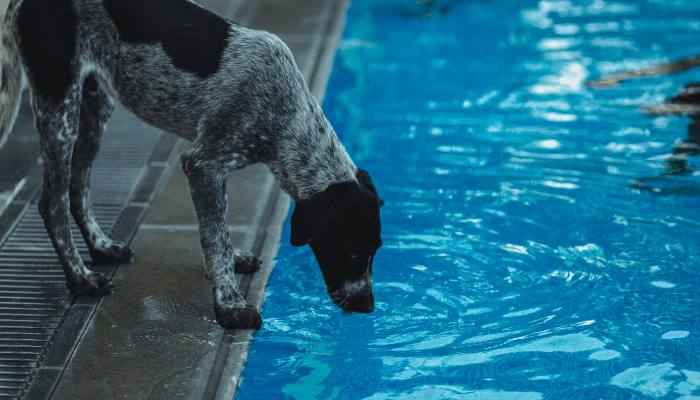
top-left (290, 192), bottom-right (345, 247)
top-left (357, 169), bottom-right (385, 207)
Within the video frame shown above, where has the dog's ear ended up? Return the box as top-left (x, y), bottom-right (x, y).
top-left (290, 192), bottom-right (345, 247)
top-left (357, 169), bottom-right (385, 207)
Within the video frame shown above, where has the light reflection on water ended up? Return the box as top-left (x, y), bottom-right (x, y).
top-left (238, 0), bottom-right (700, 399)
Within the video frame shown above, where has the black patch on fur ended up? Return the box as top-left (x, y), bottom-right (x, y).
top-left (290, 188), bottom-right (346, 247)
top-left (16, 0), bottom-right (77, 100)
top-left (357, 168), bottom-right (385, 206)
top-left (0, 68), bottom-right (6, 92)
top-left (290, 170), bottom-right (383, 313)
top-left (103, 0), bottom-right (230, 79)
top-left (291, 170), bottom-right (383, 247)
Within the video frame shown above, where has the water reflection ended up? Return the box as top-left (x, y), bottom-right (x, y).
top-left (588, 59), bottom-right (700, 194)
top-left (610, 363), bottom-right (700, 398)
top-left (634, 84), bottom-right (700, 194)
top-left (586, 54), bottom-right (700, 90)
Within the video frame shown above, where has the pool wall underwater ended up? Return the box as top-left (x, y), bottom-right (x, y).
top-left (239, 0), bottom-right (700, 399)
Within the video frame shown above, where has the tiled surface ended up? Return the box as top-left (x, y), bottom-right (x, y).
top-left (50, 229), bottom-right (248, 400)
top-left (24, 0), bottom-right (349, 399)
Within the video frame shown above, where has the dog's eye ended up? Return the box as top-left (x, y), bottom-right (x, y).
top-left (349, 253), bottom-right (358, 261)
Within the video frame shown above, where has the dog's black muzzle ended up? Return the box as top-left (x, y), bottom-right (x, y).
top-left (329, 281), bottom-right (375, 314)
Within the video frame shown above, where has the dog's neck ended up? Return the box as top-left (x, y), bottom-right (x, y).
top-left (268, 102), bottom-right (358, 203)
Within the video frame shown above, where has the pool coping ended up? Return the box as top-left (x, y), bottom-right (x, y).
top-left (5, 0), bottom-right (349, 399)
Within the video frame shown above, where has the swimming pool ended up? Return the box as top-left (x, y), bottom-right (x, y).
top-left (238, 0), bottom-right (700, 398)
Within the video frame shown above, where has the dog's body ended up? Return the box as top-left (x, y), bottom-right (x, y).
top-left (0, 0), bottom-right (383, 329)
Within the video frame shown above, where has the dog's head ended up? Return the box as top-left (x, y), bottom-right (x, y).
top-left (290, 169), bottom-right (383, 314)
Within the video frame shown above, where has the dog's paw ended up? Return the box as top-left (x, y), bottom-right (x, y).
top-left (90, 241), bottom-right (135, 264)
top-left (233, 251), bottom-right (262, 273)
top-left (214, 302), bottom-right (262, 330)
top-left (67, 271), bottom-right (114, 296)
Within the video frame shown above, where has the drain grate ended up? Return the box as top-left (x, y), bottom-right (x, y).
top-left (0, 112), bottom-right (166, 399)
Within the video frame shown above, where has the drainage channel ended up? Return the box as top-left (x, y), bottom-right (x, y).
top-left (0, 105), bottom-right (173, 399)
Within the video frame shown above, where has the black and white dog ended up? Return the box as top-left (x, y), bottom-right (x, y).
top-left (0, 0), bottom-right (383, 330)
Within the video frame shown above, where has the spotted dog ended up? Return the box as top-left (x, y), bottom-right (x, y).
top-left (0, 0), bottom-right (383, 330)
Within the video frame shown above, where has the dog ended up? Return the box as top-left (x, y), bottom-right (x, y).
top-left (0, 0), bottom-right (383, 330)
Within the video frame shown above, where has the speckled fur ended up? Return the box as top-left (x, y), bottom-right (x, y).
top-left (0, 0), bottom-right (379, 330)
top-left (0, 0), bottom-right (23, 147)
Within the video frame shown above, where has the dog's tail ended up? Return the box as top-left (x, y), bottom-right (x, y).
top-left (0, 12), bottom-right (24, 149)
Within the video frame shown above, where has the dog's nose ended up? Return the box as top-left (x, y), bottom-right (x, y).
top-left (343, 293), bottom-right (374, 314)
top-left (353, 301), bottom-right (374, 314)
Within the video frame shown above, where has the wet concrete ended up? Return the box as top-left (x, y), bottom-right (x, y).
top-left (2, 107), bottom-right (172, 400)
top-left (51, 228), bottom-right (231, 400)
top-left (8, 0), bottom-right (350, 399)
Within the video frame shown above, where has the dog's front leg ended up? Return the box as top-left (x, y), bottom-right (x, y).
top-left (180, 150), bottom-right (262, 330)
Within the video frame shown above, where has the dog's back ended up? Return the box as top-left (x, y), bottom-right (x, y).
top-left (5, 0), bottom-right (308, 149)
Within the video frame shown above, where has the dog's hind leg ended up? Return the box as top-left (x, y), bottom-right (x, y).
top-left (180, 147), bottom-right (262, 330)
top-left (32, 88), bottom-right (114, 296)
top-left (69, 75), bottom-right (134, 265)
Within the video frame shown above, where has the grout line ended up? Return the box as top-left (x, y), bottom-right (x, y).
top-left (201, 331), bottom-right (236, 400)
top-left (137, 223), bottom-right (201, 230)
top-left (138, 224), bottom-right (261, 233)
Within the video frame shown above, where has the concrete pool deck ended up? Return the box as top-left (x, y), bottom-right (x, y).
top-left (0, 0), bottom-right (349, 398)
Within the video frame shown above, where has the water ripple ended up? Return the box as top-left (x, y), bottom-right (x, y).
top-left (239, 0), bottom-right (700, 398)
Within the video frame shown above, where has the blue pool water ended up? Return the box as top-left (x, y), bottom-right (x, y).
top-left (239, 0), bottom-right (700, 398)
